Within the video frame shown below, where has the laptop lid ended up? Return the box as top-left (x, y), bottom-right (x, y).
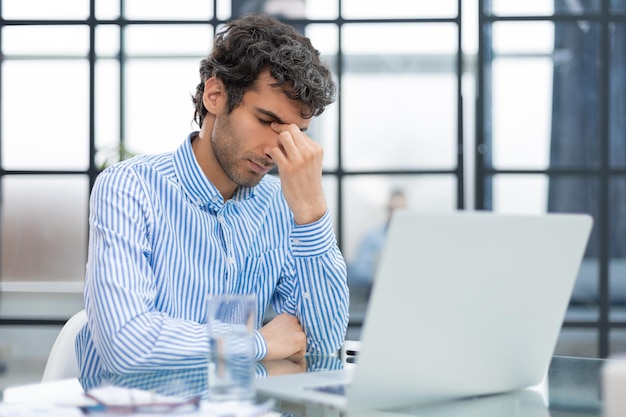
top-left (256, 211), bottom-right (593, 410)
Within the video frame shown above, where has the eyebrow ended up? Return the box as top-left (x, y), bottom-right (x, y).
top-left (255, 108), bottom-right (308, 132)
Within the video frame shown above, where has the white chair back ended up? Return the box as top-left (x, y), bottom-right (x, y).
top-left (41, 309), bottom-right (87, 382)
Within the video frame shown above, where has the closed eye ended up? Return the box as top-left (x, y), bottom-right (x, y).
top-left (259, 118), bottom-right (274, 125)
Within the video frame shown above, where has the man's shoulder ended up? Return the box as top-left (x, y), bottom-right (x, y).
top-left (101, 152), bottom-right (174, 177)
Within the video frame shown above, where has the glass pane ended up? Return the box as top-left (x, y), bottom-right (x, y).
top-left (124, 25), bottom-right (213, 56)
top-left (548, 175), bottom-right (601, 251)
top-left (342, 72), bottom-right (456, 171)
top-left (491, 175), bottom-right (600, 263)
top-left (229, 0), bottom-right (341, 20)
top-left (306, 0), bottom-right (338, 19)
top-left (343, 175), bottom-right (457, 278)
top-left (343, 0), bottom-right (457, 18)
top-left (125, 59), bottom-right (200, 155)
top-left (2, 26), bottom-right (89, 56)
top-left (343, 23), bottom-right (457, 55)
top-left (232, 0), bottom-right (305, 19)
top-left (95, 59), bottom-right (121, 169)
top-left (0, 326), bottom-right (60, 386)
top-left (610, 177), bottom-right (626, 320)
top-left (610, 330), bottom-right (626, 355)
top-left (341, 23), bottom-right (457, 171)
top-left (96, 25), bottom-right (120, 57)
top-left (554, 328), bottom-right (597, 358)
top-left (462, 0), bottom-right (479, 55)
top-left (2, 0), bottom-right (89, 19)
top-left (613, 0), bottom-right (626, 12)
top-left (124, 0), bottom-right (213, 20)
top-left (492, 174), bottom-right (549, 213)
top-left (489, 22), bottom-right (601, 170)
top-left (306, 24), bottom-right (338, 60)
top-left (491, 58), bottom-right (553, 170)
top-left (2, 60), bottom-right (89, 170)
top-left (0, 176), bottom-right (88, 282)
top-left (490, 22), bottom-right (554, 170)
top-left (551, 22), bottom-right (601, 169)
top-left (489, 0), bottom-right (599, 15)
top-left (0, 292), bottom-right (84, 319)
top-left (610, 257), bottom-right (626, 322)
top-left (610, 23), bottom-right (626, 168)
top-left (96, 0), bottom-right (120, 20)
top-left (492, 21), bottom-right (554, 54)
top-left (216, 0), bottom-right (231, 20)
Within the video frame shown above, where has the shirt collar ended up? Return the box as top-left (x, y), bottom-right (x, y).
top-left (173, 133), bottom-right (255, 210)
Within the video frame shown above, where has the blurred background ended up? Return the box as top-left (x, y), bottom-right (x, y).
top-left (1, 0), bottom-right (625, 388)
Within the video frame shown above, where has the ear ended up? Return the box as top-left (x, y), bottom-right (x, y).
top-left (202, 77), bottom-right (226, 114)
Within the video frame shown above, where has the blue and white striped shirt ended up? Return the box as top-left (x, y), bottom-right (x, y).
top-left (76, 134), bottom-right (349, 377)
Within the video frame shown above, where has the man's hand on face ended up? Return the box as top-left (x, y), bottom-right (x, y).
top-left (260, 313), bottom-right (306, 361)
top-left (264, 122), bottom-right (327, 225)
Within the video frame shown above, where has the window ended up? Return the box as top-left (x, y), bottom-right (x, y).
top-left (478, 0), bottom-right (626, 357)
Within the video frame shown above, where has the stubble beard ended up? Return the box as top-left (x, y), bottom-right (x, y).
top-left (211, 117), bottom-right (264, 189)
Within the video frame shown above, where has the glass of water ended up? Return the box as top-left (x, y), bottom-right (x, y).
top-left (206, 293), bottom-right (256, 403)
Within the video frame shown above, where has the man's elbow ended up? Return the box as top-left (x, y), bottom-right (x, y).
top-left (99, 338), bottom-right (152, 374)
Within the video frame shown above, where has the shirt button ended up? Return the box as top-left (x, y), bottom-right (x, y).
top-left (218, 215), bottom-right (225, 222)
top-left (228, 257), bottom-right (236, 264)
top-left (293, 239), bottom-right (302, 246)
top-left (195, 199), bottom-right (202, 206)
top-left (303, 292), bottom-right (310, 299)
top-left (212, 195), bottom-right (220, 203)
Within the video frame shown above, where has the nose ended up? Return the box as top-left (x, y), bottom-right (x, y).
top-left (260, 130), bottom-right (280, 158)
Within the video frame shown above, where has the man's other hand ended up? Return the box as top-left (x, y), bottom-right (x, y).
top-left (260, 313), bottom-right (306, 360)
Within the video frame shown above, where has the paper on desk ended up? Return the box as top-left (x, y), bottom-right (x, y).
top-left (1, 384), bottom-right (278, 417)
top-left (2, 378), bottom-right (84, 404)
top-left (0, 401), bottom-right (279, 417)
top-left (0, 403), bottom-right (84, 417)
top-left (200, 401), bottom-right (279, 417)
top-left (0, 403), bottom-right (279, 417)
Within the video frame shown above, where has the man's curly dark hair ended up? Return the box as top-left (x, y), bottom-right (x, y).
top-left (192, 14), bottom-right (336, 128)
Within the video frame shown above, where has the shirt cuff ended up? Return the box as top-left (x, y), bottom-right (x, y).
top-left (254, 329), bottom-right (268, 360)
top-left (291, 211), bottom-right (337, 257)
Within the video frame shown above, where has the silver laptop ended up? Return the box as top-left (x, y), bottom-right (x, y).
top-left (255, 211), bottom-right (593, 411)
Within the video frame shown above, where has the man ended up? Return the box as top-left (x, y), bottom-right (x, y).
top-left (76, 14), bottom-right (349, 377)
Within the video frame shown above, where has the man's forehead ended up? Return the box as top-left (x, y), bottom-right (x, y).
top-left (248, 73), bottom-right (311, 129)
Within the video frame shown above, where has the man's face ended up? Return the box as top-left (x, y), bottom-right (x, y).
top-left (210, 72), bottom-right (310, 188)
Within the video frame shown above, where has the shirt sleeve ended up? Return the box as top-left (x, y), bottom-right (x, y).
top-left (271, 212), bottom-right (350, 355)
top-left (84, 167), bottom-right (210, 374)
